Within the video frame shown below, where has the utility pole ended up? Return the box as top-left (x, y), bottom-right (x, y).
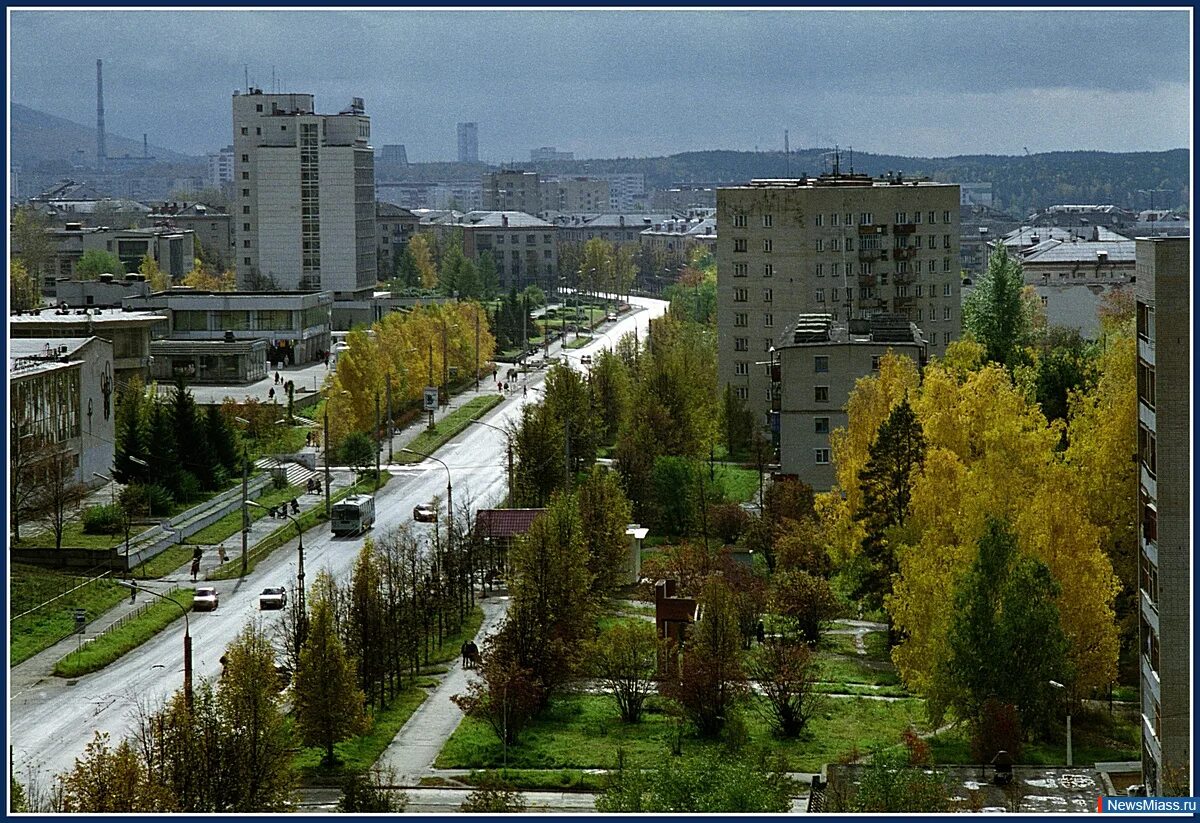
top-left (374, 391), bottom-right (381, 489)
top-left (428, 341), bottom-right (435, 429)
top-left (474, 310), bottom-right (481, 392)
top-left (323, 406), bottom-right (331, 519)
top-left (241, 449), bottom-right (249, 574)
top-left (386, 377), bottom-right (394, 464)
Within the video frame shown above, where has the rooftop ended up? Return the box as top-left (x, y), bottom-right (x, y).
top-left (474, 508), bottom-right (546, 538)
top-left (778, 313), bottom-right (925, 348)
top-left (10, 307), bottom-right (167, 326)
top-left (1020, 238), bottom-right (1136, 264)
top-left (459, 211), bottom-right (553, 228)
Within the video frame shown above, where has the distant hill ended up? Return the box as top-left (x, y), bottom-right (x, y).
top-left (10, 102), bottom-right (195, 171)
top-left (391, 147), bottom-right (1189, 216)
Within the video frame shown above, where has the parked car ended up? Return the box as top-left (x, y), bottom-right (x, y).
top-left (413, 503), bottom-right (437, 523)
top-left (259, 587), bottom-right (287, 610)
top-left (193, 587), bottom-right (219, 612)
top-left (606, 312), bottom-right (617, 322)
top-left (580, 354), bottom-right (592, 365)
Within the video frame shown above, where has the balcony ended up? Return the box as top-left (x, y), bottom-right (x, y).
top-left (859, 297), bottom-right (887, 310)
top-left (857, 274), bottom-right (876, 288)
top-left (894, 294), bottom-right (914, 309)
top-left (893, 270), bottom-right (914, 285)
top-left (858, 224), bottom-right (885, 236)
top-left (893, 247), bottom-right (916, 260)
top-left (893, 223), bottom-right (916, 235)
top-left (858, 249), bottom-right (883, 261)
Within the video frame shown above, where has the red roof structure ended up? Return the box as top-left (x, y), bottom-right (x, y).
top-left (474, 508), bottom-right (546, 539)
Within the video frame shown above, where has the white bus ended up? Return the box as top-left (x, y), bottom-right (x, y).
top-left (331, 495), bottom-right (376, 536)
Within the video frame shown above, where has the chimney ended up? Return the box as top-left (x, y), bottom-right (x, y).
top-left (96, 59), bottom-right (106, 171)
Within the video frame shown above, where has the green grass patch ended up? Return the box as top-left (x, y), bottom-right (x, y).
top-left (596, 615), bottom-right (647, 635)
top-left (19, 520), bottom-right (151, 550)
top-left (436, 692), bottom-right (929, 773)
top-left (861, 631), bottom-right (891, 662)
top-left (396, 395), bottom-right (504, 464)
top-left (130, 544), bottom-right (196, 580)
top-left (294, 687), bottom-right (429, 781)
top-left (563, 336), bottom-right (591, 350)
top-left (714, 463), bottom-right (761, 503)
top-left (815, 654), bottom-right (902, 688)
top-left (820, 633), bottom-right (861, 657)
top-left (186, 484), bottom-right (305, 546)
top-left (929, 707), bottom-right (1139, 767)
top-left (207, 475), bottom-right (390, 581)
top-left (52, 589), bottom-right (194, 677)
top-left (11, 566), bottom-right (128, 665)
top-left (426, 606), bottom-right (485, 667)
top-left (463, 768), bottom-right (607, 793)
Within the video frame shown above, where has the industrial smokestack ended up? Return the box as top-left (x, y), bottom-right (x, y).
top-left (143, 133), bottom-right (148, 158)
top-left (96, 59), bottom-right (106, 171)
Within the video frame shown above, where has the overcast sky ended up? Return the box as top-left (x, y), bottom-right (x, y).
top-left (9, 9), bottom-right (1192, 161)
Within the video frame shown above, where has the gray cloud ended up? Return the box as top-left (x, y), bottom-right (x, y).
top-left (10, 9), bottom-right (1190, 160)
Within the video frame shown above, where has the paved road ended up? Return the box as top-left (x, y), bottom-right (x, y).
top-left (9, 297), bottom-right (666, 784)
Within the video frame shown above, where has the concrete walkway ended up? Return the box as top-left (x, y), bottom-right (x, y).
top-left (375, 594), bottom-right (511, 784)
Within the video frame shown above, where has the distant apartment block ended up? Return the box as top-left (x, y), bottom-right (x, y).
top-left (594, 173), bottom-right (646, 211)
top-left (651, 186), bottom-right (717, 211)
top-left (377, 180), bottom-right (482, 212)
top-left (433, 211), bottom-right (557, 291)
top-left (232, 90), bottom-right (376, 297)
top-left (555, 213), bottom-right (674, 246)
top-left (147, 201), bottom-right (233, 271)
top-left (1135, 235), bottom-right (1190, 797)
top-left (376, 202), bottom-right (420, 277)
top-left (958, 182), bottom-right (993, 207)
top-left (530, 146), bottom-right (574, 162)
top-left (541, 177), bottom-right (610, 213)
top-left (482, 170), bottom-right (542, 213)
top-left (379, 144), bottom-right (408, 166)
top-left (10, 307), bottom-right (165, 386)
top-left (717, 173), bottom-right (960, 427)
top-left (208, 145), bottom-right (235, 189)
top-left (457, 122), bottom-right (479, 163)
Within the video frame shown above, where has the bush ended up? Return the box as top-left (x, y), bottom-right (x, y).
top-left (81, 504), bottom-right (125, 535)
top-left (970, 699), bottom-right (1024, 764)
top-left (176, 471), bottom-right (203, 503)
top-left (119, 484), bottom-right (174, 518)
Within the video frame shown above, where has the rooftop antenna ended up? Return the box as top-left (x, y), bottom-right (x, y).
top-left (833, 145), bottom-right (840, 176)
top-left (848, 146), bottom-right (854, 174)
top-left (784, 129), bottom-right (790, 177)
top-left (272, 65), bottom-right (276, 93)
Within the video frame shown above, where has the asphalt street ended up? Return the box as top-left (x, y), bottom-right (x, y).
top-left (9, 295), bottom-right (666, 785)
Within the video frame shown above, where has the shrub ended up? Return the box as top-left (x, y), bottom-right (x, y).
top-left (82, 504), bottom-right (125, 535)
top-left (970, 699), bottom-right (1024, 764)
top-left (176, 471), bottom-right (203, 503)
top-left (119, 484), bottom-right (174, 518)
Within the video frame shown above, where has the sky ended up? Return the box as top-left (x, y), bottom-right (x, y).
top-left (8, 8), bottom-right (1193, 162)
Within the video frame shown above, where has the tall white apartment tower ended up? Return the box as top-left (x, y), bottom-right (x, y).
top-left (232, 90), bottom-right (376, 297)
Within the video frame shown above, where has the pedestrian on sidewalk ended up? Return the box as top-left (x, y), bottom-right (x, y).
top-left (218, 545), bottom-right (228, 564)
top-left (274, 371), bottom-right (280, 385)
top-left (268, 387), bottom-right (275, 401)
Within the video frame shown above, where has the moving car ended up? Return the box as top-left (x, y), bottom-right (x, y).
top-left (606, 312), bottom-right (617, 321)
top-left (193, 587), bottom-right (219, 612)
top-left (259, 587), bottom-right (287, 610)
top-left (413, 503), bottom-right (437, 523)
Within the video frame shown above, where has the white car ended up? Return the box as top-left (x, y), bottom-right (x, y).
top-left (413, 503), bottom-right (437, 523)
top-left (193, 587), bottom-right (219, 612)
top-left (606, 312), bottom-right (617, 321)
top-left (259, 587), bottom-right (287, 610)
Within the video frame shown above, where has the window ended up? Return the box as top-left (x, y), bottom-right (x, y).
top-left (764, 339), bottom-right (774, 352)
top-left (815, 263), bottom-right (824, 277)
top-left (929, 211), bottom-right (936, 224)
top-left (243, 239), bottom-right (251, 248)
top-left (763, 264), bottom-right (774, 278)
top-left (831, 263), bottom-right (840, 277)
top-left (544, 249), bottom-right (551, 259)
top-left (831, 213), bottom-right (839, 226)
top-left (763, 313), bottom-right (774, 327)
top-left (897, 285), bottom-right (908, 297)
top-left (931, 332), bottom-right (938, 345)
top-left (816, 289), bottom-right (825, 303)
top-left (814, 448), bottom-right (831, 464)
top-left (914, 210), bottom-right (922, 223)
top-left (944, 234), bottom-right (952, 248)
top-left (943, 210), bottom-right (951, 223)
top-left (243, 223), bottom-right (251, 231)
top-left (914, 236), bottom-right (923, 249)
top-left (1137, 361), bottom-right (1156, 409)
top-left (734, 337), bottom-right (749, 351)
top-left (860, 212), bottom-right (873, 224)
top-left (815, 239), bottom-right (823, 252)
top-left (733, 262), bottom-right (748, 277)
top-left (543, 234), bottom-right (551, 244)
top-left (763, 214), bottom-right (773, 228)
top-left (915, 260), bottom-right (923, 273)
top-left (1137, 302), bottom-right (1156, 341)
top-left (943, 258), bottom-right (952, 272)
top-left (244, 257), bottom-right (251, 265)
top-left (845, 237), bottom-right (853, 251)
top-left (895, 212), bottom-right (908, 224)
top-left (763, 238), bottom-right (773, 253)
top-left (916, 308), bottom-right (923, 321)
top-left (496, 235), bottom-right (505, 244)
top-left (814, 386), bottom-right (829, 403)
top-left (762, 288), bottom-right (773, 302)
top-left (735, 361), bottom-right (749, 376)
top-left (734, 238), bottom-right (747, 252)
top-left (916, 285), bottom-right (924, 297)
top-left (242, 171), bottom-right (250, 180)
top-left (845, 213), bottom-right (853, 225)
top-left (871, 355), bottom-right (882, 371)
top-left (733, 288), bottom-right (748, 302)
top-left (1139, 423), bottom-right (1157, 477)
top-left (256, 127), bottom-right (261, 135)
top-left (814, 214), bottom-right (823, 227)
top-left (944, 306), bottom-right (952, 321)
top-left (243, 206), bottom-right (250, 214)
top-left (734, 312), bottom-right (748, 327)
top-left (734, 213), bottom-right (747, 228)
top-left (860, 262), bottom-right (874, 276)
top-left (240, 127), bottom-right (248, 135)
top-left (832, 287), bottom-right (839, 301)
top-left (814, 417), bottom-right (830, 434)
top-left (943, 282), bottom-right (952, 297)
top-left (831, 238), bottom-right (841, 251)
top-left (735, 386), bottom-right (748, 400)
top-left (243, 188), bottom-right (250, 197)
top-left (814, 355), bottom-right (829, 373)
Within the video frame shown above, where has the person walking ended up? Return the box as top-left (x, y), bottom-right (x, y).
top-left (274, 371), bottom-right (280, 385)
top-left (268, 387), bottom-right (275, 401)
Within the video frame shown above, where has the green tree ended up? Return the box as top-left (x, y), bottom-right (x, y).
top-left (748, 640), bottom-right (822, 738)
top-left (57, 732), bottom-right (176, 812)
top-left (511, 401), bottom-right (565, 507)
top-left (770, 570), bottom-right (841, 645)
top-left (940, 517), bottom-right (1068, 732)
top-left (590, 349), bottom-right (631, 445)
top-left (75, 249), bottom-right (125, 280)
top-left (439, 242), bottom-right (466, 296)
top-left (347, 542), bottom-right (388, 709)
top-left (589, 620), bottom-right (659, 723)
top-left (721, 383), bottom-right (754, 457)
top-left (962, 245), bottom-right (1034, 368)
top-left (338, 770), bottom-right (407, 812)
top-left (577, 468), bottom-right (634, 596)
top-left (11, 207), bottom-right (54, 285)
top-left (835, 744), bottom-right (950, 813)
top-left (477, 251), bottom-right (499, 299)
top-left (293, 582), bottom-right (369, 765)
top-left (1035, 327), bottom-right (1099, 422)
top-left (854, 398), bottom-right (925, 609)
top-left (10, 260), bottom-right (41, 311)
top-left (170, 376), bottom-right (215, 489)
top-left (397, 243), bottom-right (419, 288)
top-left (521, 283), bottom-right (546, 308)
top-left (456, 258), bottom-right (480, 300)
top-left (597, 751), bottom-right (793, 813)
top-left (339, 431), bottom-right (376, 479)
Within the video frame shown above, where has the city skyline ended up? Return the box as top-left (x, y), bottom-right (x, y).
top-left (9, 8), bottom-right (1192, 162)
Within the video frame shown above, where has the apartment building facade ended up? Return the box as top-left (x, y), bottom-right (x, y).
top-left (482, 170), bottom-right (542, 213)
top-left (1135, 236), bottom-right (1190, 796)
top-left (232, 90), bottom-right (376, 297)
top-left (716, 174), bottom-right (960, 426)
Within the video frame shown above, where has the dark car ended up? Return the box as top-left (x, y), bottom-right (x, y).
top-left (413, 503), bottom-right (437, 523)
top-left (259, 587), bottom-right (287, 610)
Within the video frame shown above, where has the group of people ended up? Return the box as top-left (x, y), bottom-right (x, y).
top-left (304, 431), bottom-right (319, 448)
top-left (267, 499), bottom-right (301, 519)
top-left (305, 477), bottom-right (323, 494)
top-left (459, 640), bottom-right (481, 669)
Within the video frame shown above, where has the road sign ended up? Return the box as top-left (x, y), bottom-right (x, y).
top-left (423, 387), bottom-right (439, 411)
top-left (73, 609), bottom-right (87, 634)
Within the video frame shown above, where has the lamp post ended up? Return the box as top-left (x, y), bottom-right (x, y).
top-left (402, 447), bottom-right (452, 551)
top-left (117, 581), bottom-right (191, 709)
top-left (1049, 680), bottom-right (1071, 767)
top-left (248, 499), bottom-right (306, 655)
top-left (468, 420), bottom-right (514, 501)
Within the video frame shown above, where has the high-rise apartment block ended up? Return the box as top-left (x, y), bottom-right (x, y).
top-left (232, 91), bottom-right (376, 297)
top-left (208, 145), bottom-right (235, 189)
top-left (482, 170), bottom-right (542, 213)
top-left (1135, 235), bottom-right (1191, 796)
top-left (716, 173), bottom-right (960, 427)
top-left (457, 122), bottom-right (479, 163)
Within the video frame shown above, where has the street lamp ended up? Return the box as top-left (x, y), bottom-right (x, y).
top-left (247, 499), bottom-right (306, 657)
top-left (469, 419), bottom-right (514, 498)
top-left (1050, 679), bottom-right (1072, 767)
top-left (401, 447), bottom-right (453, 548)
top-left (116, 580), bottom-right (191, 709)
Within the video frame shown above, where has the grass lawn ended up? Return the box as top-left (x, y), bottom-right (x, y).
top-left (815, 653), bottom-right (902, 688)
top-left (436, 692), bottom-right (929, 773)
top-left (131, 545), bottom-right (196, 579)
top-left (11, 565), bottom-right (129, 665)
top-left (20, 520), bottom-right (151, 550)
top-left (929, 707), bottom-right (1139, 767)
top-left (462, 768), bottom-right (607, 793)
top-left (714, 464), bottom-right (760, 503)
top-left (563, 336), bottom-right (591, 350)
top-left (293, 687), bottom-right (429, 782)
top-left (53, 589), bottom-right (194, 677)
top-left (186, 484), bottom-right (304, 546)
top-left (396, 395), bottom-right (504, 464)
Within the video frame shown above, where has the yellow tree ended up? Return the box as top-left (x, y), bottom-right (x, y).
top-left (139, 254), bottom-right (171, 292)
top-left (10, 259), bottom-right (41, 311)
top-left (409, 234), bottom-right (438, 290)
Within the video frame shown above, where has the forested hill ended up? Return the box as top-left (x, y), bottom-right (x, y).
top-left (395, 148), bottom-right (1188, 217)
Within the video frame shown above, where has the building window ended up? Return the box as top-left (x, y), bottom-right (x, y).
top-left (895, 212), bottom-right (908, 224)
top-left (242, 188), bottom-right (250, 197)
top-left (243, 223), bottom-right (251, 231)
top-left (914, 211), bottom-right (922, 224)
top-left (242, 171), bottom-right (249, 180)
top-left (943, 210), bottom-right (951, 223)
top-left (735, 386), bottom-right (748, 400)
top-left (764, 264), bottom-right (773, 278)
top-left (1137, 360), bottom-right (1156, 409)
top-left (763, 288), bottom-right (773, 302)
top-left (243, 239), bottom-right (251, 248)
top-left (915, 284), bottom-right (924, 297)
top-left (815, 386), bottom-right (829, 403)
top-left (831, 238), bottom-right (841, 252)
top-left (734, 337), bottom-right (749, 351)
top-left (916, 308), bottom-right (923, 321)
top-left (1137, 302), bottom-right (1156, 341)
top-left (734, 288), bottom-right (748, 302)
top-left (764, 339), bottom-right (774, 352)
top-left (944, 282), bottom-right (952, 297)
top-left (871, 355), bottom-right (882, 370)
top-left (860, 212), bottom-right (873, 224)
top-left (1139, 423), bottom-right (1157, 477)
top-left (897, 285), bottom-right (908, 297)
top-left (763, 214), bottom-right (773, 228)
top-left (914, 236), bottom-right (923, 249)
top-left (735, 361), bottom-right (749, 376)
top-left (815, 263), bottom-right (824, 277)
top-left (241, 153), bottom-right (249, 162)
top-left (733, 262), bottom-right (747, 277)
top-left (845, 213), bottom-right (853, 225)
top-left (240, 127), bottom-right (248, 135)
top-left (831, 263), bottom-right (840, 277)
top-left (943, 258), bottom-right (952, 272)
top-left (814, 417), bottom-right (829, 434)
top-left (816, 289), bottom-right (825, 302)
top-left (944, 306), bottom-right (952, 321)
top-left (928, 211), bottom-right (936, 224)
top-left (832, 287), bottom-right (839, 301)
top-left (860, 262), bottom-right (873, 275)
top-left (734, 213), bottom-right (747, 228)
top-left (763, 313), bottom-right (773, 327)
top-left (815, 239), bottom-right (823, 252)
top-left (814, 448), bottom-right (831, 464)
top-left (244, 257), bottom-right (251, 265)
top-left (734, 312), bottom-right (748, 327)
top-left (763, 238), bottom-right (773, 253)
top-left (243, 206), bottom-right (250, 214)
top-left (734, 238), bottom-right (747, 252)
top-left (814, 355), bottom-right (829, 373)
top-left (845, 237), bottom-right (853, 251)
top-left (931, 333), bottom-right (938, 346)
top-left (814, 214), bottom-right (823, 227)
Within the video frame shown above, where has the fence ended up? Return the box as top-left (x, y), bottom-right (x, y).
top-left (91, 586), bottom-right (183, 640)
